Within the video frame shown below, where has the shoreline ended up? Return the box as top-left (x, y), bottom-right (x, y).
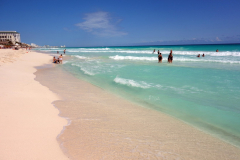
top-left (34, 55), bottom-right (240, 159)
top-left (0, 49), bottom-right (69, 159)
top-left (2, 49), bottom-right (239, 159)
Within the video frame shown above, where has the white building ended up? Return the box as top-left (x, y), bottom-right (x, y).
top-left (31, 43), bottom-right (39, 47)
top-left (0, 31), bottom-right (21, 44)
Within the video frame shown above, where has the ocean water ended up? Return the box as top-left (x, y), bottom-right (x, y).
top-left (36, 44), bottom-right (240, 147)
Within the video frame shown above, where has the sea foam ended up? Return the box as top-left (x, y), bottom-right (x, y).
top-left (66, 48), bottom-right (240, 57)
top-left (109, 55), bottom-right (240, 64)
top-left (74, 55), bottom-right (88, 59)
top-left (114, 77), bottom-right (151, 89)
top-left (110, 55), bottom-right (156, 61)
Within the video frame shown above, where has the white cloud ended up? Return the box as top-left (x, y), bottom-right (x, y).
top-left (76, 11), bottom-right (127, 37)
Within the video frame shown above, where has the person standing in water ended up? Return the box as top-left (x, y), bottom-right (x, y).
top-left (158, 50), bottom-right (160, 54)
top-left (158, 53), bottom-right (162, 63)
top-left (202, 54), bottom-right (205, 57)
top-left (168, 50), bottom-right (173, 63)
top-left (64, 49), bottom-right (66, 54)
top-left (152, 49), bottom-right (155, 54)
top-left (59, 54), bottom-right (63, 64)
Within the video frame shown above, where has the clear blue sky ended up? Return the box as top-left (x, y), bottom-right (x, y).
top-left (1, 0), bottom-right (240, 47)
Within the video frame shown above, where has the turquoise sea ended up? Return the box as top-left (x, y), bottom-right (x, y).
top-left (36, 44), bottom-right (240, 147)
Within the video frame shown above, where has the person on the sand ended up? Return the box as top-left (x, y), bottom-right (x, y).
top-left (53, 56), bottom-right (56, 63)
top-left (59, 54), bottom-right (63, 64)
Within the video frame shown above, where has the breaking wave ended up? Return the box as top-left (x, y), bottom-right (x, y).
top-left (114, 77), bottom-right (151, 89)
top-left (67, 48), bottom-right (240, 57)
top-left (110, 55), bottom-right (240, 64)
top-left (71, 64), bottom-right (95, 76)
top-left (74, 55), bottom-right (88, 59)
top-left (110, 55), bottom-right (156, 61)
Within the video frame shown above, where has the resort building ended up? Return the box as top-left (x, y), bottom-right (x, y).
top-left (0, 31), bottom-right (21, 44)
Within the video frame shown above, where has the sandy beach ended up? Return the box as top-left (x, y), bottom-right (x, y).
top-left (1, 49), bottom-right (240, 160)
top-left (35, 53), bottom-right (240, 159)
top-left (0, 49), bottom-right (26, 66)
top-left (0, 49), bottom-right (69, 159)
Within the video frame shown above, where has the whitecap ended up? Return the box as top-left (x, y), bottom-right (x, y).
top-left (110, 55), bottom-right (156, 61)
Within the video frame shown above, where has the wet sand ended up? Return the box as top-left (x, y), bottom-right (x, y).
top-left (35, 62), bottom-right (240, 160)
top-left (0, 49), bottom-right (69, 159)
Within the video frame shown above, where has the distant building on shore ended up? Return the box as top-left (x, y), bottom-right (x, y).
top-left (0, 31), bottom-right (21, 44)
top-left (31, 43), bottom-right (39, 47)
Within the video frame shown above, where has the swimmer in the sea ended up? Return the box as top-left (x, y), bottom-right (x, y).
top-left (168, 50), bottom-right (173, 63)
top-left (197, 54), bottom-right (200, 57)
top-left (158, 53), bottom-right (162, 63)
top-left (153, 49), bottom-right (155, 54)
top-left (202, 54), bottom-right (205, 57)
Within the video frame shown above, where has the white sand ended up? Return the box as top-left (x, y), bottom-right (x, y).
top-left (0, 49), bottom-right (27, 65)
top-left (0, 49), bottom-right (69, 160)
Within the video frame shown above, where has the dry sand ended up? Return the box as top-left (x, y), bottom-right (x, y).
top-left (36, 62), bottom-right (240, 160)
top-left (0, 49), bottom-right (69, 160)
top-left (0, 49), bottom-right (26, 65)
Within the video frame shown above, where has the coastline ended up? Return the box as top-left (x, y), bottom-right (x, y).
top-left (34, 55), bottom-right (240, 160)
top-left (2, 49), bottom-right (239, 159)
top-left (0, 49), bottom-right (69, 159)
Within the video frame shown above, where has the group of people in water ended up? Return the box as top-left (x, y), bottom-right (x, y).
top-left (197, 49), bottom-right (218, 57)
top-left (53, 54), bottom-right (63, 64)
top-left (53, 49), bottom-right (66, 64)
top-left (153, 49), bottom-right (173, 63)
top-left (197, 54), bottom-right (205, 57)
top-left (153, 48), bottom-right (220, 63)
top-left (57, 49), bottom-right (66, 54)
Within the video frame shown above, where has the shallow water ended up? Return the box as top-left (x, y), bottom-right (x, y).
top-left (36, 44), bottom-right (240, 147)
